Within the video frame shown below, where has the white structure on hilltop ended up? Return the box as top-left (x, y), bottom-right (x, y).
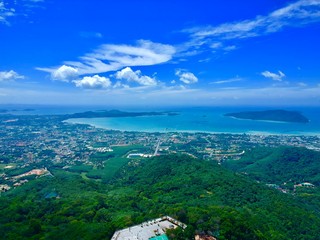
top-left (111, 216), bottom-right (187, 240)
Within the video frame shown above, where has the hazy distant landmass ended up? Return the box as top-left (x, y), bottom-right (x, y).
top-left (22, 108), bottom-right (36, 112)
top-left (0, 108), bottom-right (35, 113)
top-left (225, 110), bottom-right (309, 123)
top-left (66, 109), bottom-right (178, 119)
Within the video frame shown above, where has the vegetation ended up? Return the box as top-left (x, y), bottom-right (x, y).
top-left (63, 145), bottom-right (149, 183)
top-left (1, 153), bottom-right (320, 239)
top-left (224, 146), bottom-right (320, 185)
top-left (224, 146), bottom-right (320, 213)
top-left (224, 110), bottom-right (309, 123)
top-left (66, 109), bottom-right (172, 119)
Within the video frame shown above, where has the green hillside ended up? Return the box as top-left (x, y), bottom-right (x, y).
top-left (1, 154), bottom-right (320, 239)
top-left (224, 110), bottom-right (309, 123)
top-left (224, 146), bottom-right (320, 185)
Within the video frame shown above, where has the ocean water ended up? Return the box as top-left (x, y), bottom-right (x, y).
top-left (1, 105), bottom-right (320, 135)
top-left (62, 106), bottom-right (320, 135)
top-left (0, 105), bottom-right (106, 115)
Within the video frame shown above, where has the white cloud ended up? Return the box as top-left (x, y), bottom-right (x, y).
top-left (261, 70), bottom-right (285, 81)
top-left (79, 31), bottom-right (103, 39)
top-left (50, 65), bottom-right (79, 82)
top-left (115, 67), bottom-right (157, 86)
top-left (223, 45), bottom-right (237, 51)
top-left (184, 0), bottom-right (320, 52)
top-left (22, 0), bottom-right (45, 8)
top-left (1, 0), bottom-right (45, 25)
top-left (0, 70), bottom-right (24, 82)
top-left (210, 42), bottom-right (223, 49)
top-left (175, 69), bottom-right (198, 84)
top-left (39, 40), bottom-right (175, 76)
top-left (198, 58), bottom-right (211, 63)
top-left (0, 1), bottom-right (15, 25)
top-left (211, 77), bottom-right (242, 84)
top-left (73, 75), bottom-right (111, 89)
top-left (27, 0), bottom-right (44, 2)
top-left (298, 82), bottom-right (308, 87)
top-left (2, 81), bottom-right (320, 106)
top-left (113, 81), bottom-right (130, 89)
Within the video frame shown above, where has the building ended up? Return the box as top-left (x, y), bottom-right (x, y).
top-left (195, 235), bottom-right (217, 240)
top-left (111, 216), bottom-right (187, 240)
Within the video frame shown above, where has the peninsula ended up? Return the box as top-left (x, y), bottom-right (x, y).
top-left (65, 109), bottom-right (178, 119)
top-left (224, 110), bottom-right (309, 123)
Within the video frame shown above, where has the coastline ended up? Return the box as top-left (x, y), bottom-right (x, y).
top-left (63, 118), bottom-right (320, 136)
top-left (226, 116), bottom-right (290, 124)
top-left (4, 105), bottom-right (318, 136)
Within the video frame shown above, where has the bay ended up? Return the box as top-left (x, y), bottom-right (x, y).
top-left (64, 106), bottom-right (320, 135)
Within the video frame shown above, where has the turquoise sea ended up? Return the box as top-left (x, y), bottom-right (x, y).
top-left (2, 105), bottom-right (320, 135)
top-left (62, 106), bottom-right (320, 135)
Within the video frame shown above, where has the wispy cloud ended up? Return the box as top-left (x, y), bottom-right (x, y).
top-left (38, 40), bottom-right (175, 76)
top-left (198, 58), bottom-right (211, 63)
top-left (261, 70), bottom-right (285, 81)
top-left (223, 45), bottom-right (237, 51)
top-left (0, 1), bottom-right (15, 25)
top-left (79, 31), bottom-right (103, 39)
top-left (32, 0), bottom-right (320, 96)
top-left (297, 82), bottom-right (308, 87)
top-left (2, 81), bottom-right (320, 106)
top-left (1, 0), bottom-right (45, 25)
top-left (211, 77), bottom-right (243, 84)
top-left (175, 69), bottom-right (198, 84)
top-left (27, 0), bottom-right (44, 3)
top-left (0, 70), bottom-right (24, 82)
top-left (21, 0), bottom-right (46, 10)
top-left (183, 0), bottom-right (320, 53)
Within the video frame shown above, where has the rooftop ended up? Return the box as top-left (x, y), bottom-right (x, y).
top-left (111, 216), bottom-right (186, 240)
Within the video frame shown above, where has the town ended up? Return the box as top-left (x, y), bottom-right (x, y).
top-left (1, 113), bottom-right (320, 193)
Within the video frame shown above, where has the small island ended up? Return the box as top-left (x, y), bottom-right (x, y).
top-left (224, 110), bottom-right (309, 123)
top-left (0, 109), bottom-right (9, 113)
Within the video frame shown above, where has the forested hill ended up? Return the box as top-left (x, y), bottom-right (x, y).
top-left (223, 146), bottom-right (320, 185)
top-left (1, 154), bottom-right (320, 239)
top-left (224, 110), bottom-right (309, 123)
top-left (65, 109), bottom-right (177, 119)
top-left (113, 155), bottom-right (320, 239)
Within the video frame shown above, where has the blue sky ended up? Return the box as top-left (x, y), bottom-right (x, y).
top-left (1, 0), bottom-right (320, 106)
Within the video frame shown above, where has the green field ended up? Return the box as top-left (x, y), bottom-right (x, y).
top-left (0, 163), bottom-right (16, 170)
top-left (85, 145), bottom-right (149, 181)
top-left (86, 157), bottom-right (133, 181)
top-left (111, 145), bottom-right (149, 157)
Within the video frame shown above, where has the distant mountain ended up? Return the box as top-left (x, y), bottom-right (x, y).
top-left (224, 109), bottom-right (309, 123)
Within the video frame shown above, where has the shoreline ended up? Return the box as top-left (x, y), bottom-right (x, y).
top-left (226, 116), bottom-right (310, 124)
top-left (63, 119), bottom-right (320, 136)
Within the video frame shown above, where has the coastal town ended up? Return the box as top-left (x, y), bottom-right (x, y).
top-left (1, 112), bottom-right (320, 239)
top-left (1, 113), bottom-right (320, 193)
